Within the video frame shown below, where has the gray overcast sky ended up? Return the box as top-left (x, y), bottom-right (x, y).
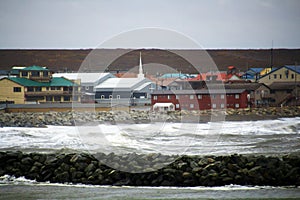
top-left (0, 0), bottom-right (299, 49)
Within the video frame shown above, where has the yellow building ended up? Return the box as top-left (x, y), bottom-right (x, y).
top-left (258, 65), bottom-right (300, 85)
top-left (0, 66), bottom-right (80, 104)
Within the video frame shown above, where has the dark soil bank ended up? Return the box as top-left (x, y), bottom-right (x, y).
top-left (1, 151), bottom-right (299, 187)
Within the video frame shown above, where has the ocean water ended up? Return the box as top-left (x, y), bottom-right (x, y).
top-left (1, 117), bottom-right (300, 199)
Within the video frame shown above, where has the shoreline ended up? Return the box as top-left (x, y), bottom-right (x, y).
top-left (0, 151), bottom-right (299, 187)
top-left (0, 106), bottom-right (299, 127)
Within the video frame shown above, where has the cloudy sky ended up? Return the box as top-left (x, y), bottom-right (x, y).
top-left (0, 0), bottom-right (299, 49)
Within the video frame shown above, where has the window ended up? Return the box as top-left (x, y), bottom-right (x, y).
top-left (46, 87), bottom-right (49, 91)
top-left (269, 75), bottom-right (271, 80)
top-left (117, 95), bottom-right (120, 99)
top-left (220, 94), bottom-right (225, 99)
top-left (198, 94), bottom-right (202, 99)
top-left (46, 96), bottom-right (52, 102)
top-left (64, 96), bottom-right (70, 101)
top-left (101, 95), bottom-right (105, 99)
top-left (21, 71), bottom-right (28, 77)
top-left (175, 95), bottom-right (179, 99)
top-left (35, 87), bottom-right (42, 92)
top-left (27, 87), bottom-right (34, 92)
top-left (109, 95), bottom-right (113, 99)
top-left (273, 74), bottom-right (277, 79)
top-left (292, 74), bottom-right (295, 79)
top-left (167, 95), bottom-right (171, 100)
top-left (190, 104), bottom-right (194, 109)
top-left (43, 71), bottom-right (48, 77)
top-left (235, 103), bottom-right (240, 108)
top-left (85, 86), bottom-right (89, 90)
top-left (189, 95), bottom-right (194, 100)
top-left (211, 94), bottom-right (216, 99)
top-left (221, 104), bottom-right (225, 109)
top-left (54, 96), bottom-right (61, 102)
top-left (279, 74), bottom-right (282, 79)
top-left (13, 87), bottom-right (21, 92)
top-left (212, 104), bottom-right (217, 109)
top-left (153, 95), bottom-right (157, 100)
top-left (73, 96), bottom-right (78, 101)
top-left (176, 104), bottom-right (180, 109)
top-left (235, 94), bottom-right (240, 99)
top-left (31, 71), bottom-right (40, 77)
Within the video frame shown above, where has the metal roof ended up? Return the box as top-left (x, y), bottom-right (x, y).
top-left (152, 89), bottom-right (245, 95)
top-left (20, 66), bottom-right (48, 71)
top-left (52, 72), bottom-right (114, 84)
top-left (7, 77), bottom-right (77, 87)
top-left (95, 77), bottom-right (147, 89)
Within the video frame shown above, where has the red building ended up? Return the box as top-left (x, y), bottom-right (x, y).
top-left (151, 89), bottom-right (249, 110)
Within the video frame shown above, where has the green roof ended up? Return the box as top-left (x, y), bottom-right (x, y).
top-left (8, 77), bottom-right (77, 87)
top-left (21, 66), bottom-right (48, 71)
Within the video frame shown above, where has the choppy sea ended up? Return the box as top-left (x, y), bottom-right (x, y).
top-left (1, 117), bottom-right (300, 199)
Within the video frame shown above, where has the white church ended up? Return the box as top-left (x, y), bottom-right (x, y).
top-left (94, 53), bottom-right (156, 106)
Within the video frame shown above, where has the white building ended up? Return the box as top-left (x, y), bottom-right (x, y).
top-left (94, 53), bottom-right (156, 106)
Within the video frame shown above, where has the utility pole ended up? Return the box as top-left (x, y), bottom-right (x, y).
top-left (295, 62), bottom-right (298, 106)
top-left (270, 40), bottom-right (274, 69)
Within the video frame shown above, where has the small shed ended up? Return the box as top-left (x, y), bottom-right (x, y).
top-left (153, 103), bottom-right (175, 111)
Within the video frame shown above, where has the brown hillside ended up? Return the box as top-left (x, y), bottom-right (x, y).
top-left (0, 49), bottom-right (299, 73)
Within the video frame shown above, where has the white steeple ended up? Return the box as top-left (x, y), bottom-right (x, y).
top-left (138, 52), bottom-right (145, 79)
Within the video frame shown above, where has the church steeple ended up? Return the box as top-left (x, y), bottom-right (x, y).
top-left (138, 52), bottom-right (145, 78)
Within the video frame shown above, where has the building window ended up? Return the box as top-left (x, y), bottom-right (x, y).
top-left (43, 71), bottom-right (48, 77)
top-left (211, 94), bottom-right (216, 99)
top-left (109, 95), bottom-right (113, 99)
top-left (153, 95), bottom-right (157, 100)
top-left (190, 95), bottom-right (194, 100)
top-left (175, 95), bottom-right (179, 99)
top-left (46, 96), bottom-right (52, 102)
top-left (279, 74), bottom-right (282, 79)
top-left (13, 87), bottom-right (21, 92)
top-left (176, 104), bottom-right (180, 109)
top-left (117, 95), bottom-right (120, 99)
top-left (46, 87), bottom-right (49, 91)
top-left (235, 94), bottom-right (240, 99)
top-left (291, 74), bottom-right (295, 79)
top-left (85, 86), bottom-right (89, 90)
top-left (64, 96), bottom-right (70, 102)
top-left (269, 75), bottom-right (271, 80)
top-left (235, 103), bottom-right (240, 108)
top-left (54, 96), bottom-right (61, 102)
top-left (221, 104), bottom-right (225, 109)
top-left (31, 71), bottom-right (40, 77)
top-left (21, 71), bottom-right (28, 77)
top-left (35, 87), bottom-right (42, 92)
top-left (220, 94), bottom-right (225, 99)
top-left (273, 74), bottom-right (277, 79)
top-left (167, 95), bottom-right (171, 99)
top-left (190, 104), bottom-right (194, 109)
top-left (212, 104), bottom-right (217, 109)
top-left (198, 94), bottom-right (202, 99)
top-left (27, 87), bottom-right (34, 92)
top-left (101, 95), bottom-right (105, 99)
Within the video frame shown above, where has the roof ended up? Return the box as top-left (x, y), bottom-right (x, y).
top-left (95, 77), bottom-right (147, 89)
top-left (134, 82), bottom-right (152, 91)
top-left (153, 103), bottom-right (174, 107)
top-left (160, 73), bottom-right (189, 79)
top-left (207, 83), bottom-right (266, 90)
top-left (268, 81), bottom-right (300, 90)
top-left (152, 89), bottom-right (246, 95)
top-left (52, 72), bottom-right (114, 84)
top-left (21, 66), bottom-right (48, 71)
top-left (248, 68), bottom-right (264, 73)
top-left (7, 77), bottom-right (77, 87)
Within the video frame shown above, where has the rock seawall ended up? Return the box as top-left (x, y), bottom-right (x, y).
top-left (1, 151), bottom-right (299, 186)
top-left (0, 106), bottom-right (300, 127)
